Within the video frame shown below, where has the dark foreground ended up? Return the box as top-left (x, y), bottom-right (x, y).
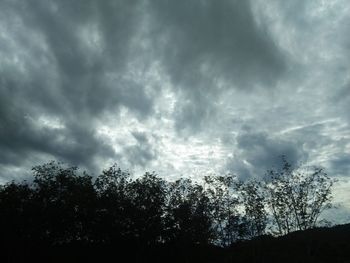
top-left (3, 224), bottom-right (350, 263)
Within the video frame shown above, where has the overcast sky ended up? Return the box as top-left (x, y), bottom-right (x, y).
top-left (0, 0), bottom-right (349, 221)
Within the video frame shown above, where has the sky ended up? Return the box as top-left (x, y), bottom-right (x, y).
top-left (0, 0), bottom-right (349, 221)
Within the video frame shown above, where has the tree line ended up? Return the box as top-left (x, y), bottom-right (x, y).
top-left (0, 157), bottom-right (334, 248)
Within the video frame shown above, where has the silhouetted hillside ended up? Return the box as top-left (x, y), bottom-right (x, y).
top-left (2, 224), bottom-right (350, 262)
top-left (228, 223), bottom-right (350, 263)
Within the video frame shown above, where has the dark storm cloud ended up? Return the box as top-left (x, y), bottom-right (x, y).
top-left (0, 0), bottom-right (154, 176)
top-left (123, 132), bottom-right (158, 168)
top-left (0, 94), bottom-right (114, 170)
top-left (0, 0), bottom-right (288, 178)
top-left (330, 154), bottom-right (350, 177)
top-left (147, 0), bottom-right (287, 132)
top-left (226, 126), bottom-right (308, 180)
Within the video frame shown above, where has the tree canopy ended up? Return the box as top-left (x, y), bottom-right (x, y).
top-left (0, 158), bottom-right (335, 251)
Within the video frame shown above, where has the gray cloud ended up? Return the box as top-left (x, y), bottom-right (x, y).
top-left (150, 0), bottom-right (286, 86)
top-left (225, 126), bottom-right (308, 180)
top-left (1, 0), bottom-right (289, 175)
top-left (330, 154), bottom-right (350, 177)
top-left (0, 0), bottom-right (154, 174)
top-left (122, 132), bottom-right (158, 168)
top-left (147, 0), bottom-right (287, 133)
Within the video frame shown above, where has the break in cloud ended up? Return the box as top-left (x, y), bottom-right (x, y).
top-left (0, 0), bottom-right (349, 218)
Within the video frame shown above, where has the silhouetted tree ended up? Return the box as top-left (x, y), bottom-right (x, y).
top-left (203, 175), bottom-right (243, 246)
top-left (128, 172), bottom-right (167, 245)
top-left (94, 164), bottom-right (132, 243)
top-left (31, 161), bottom-right (96, 244)
top-left (0, 157), bottom-right (339, 263)
top-left (238, 180), bottom-right (267, 238)
top-left (0, 181), bottom-right (34, 243)
top-left (265, 157), bottom-right (334, 235)
top-left (164, 178), bottom-right (214, 245)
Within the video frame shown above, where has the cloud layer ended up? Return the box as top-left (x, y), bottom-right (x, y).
top-left (0, 0), bottom-right (349, 219)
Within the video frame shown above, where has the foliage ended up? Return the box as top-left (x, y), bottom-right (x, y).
top-left (265, 157), bottom-right (335, 235)
top-left (0, 158), bottom-right (335, 249)
top-left (238, 179), bottom-right (267, 238)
